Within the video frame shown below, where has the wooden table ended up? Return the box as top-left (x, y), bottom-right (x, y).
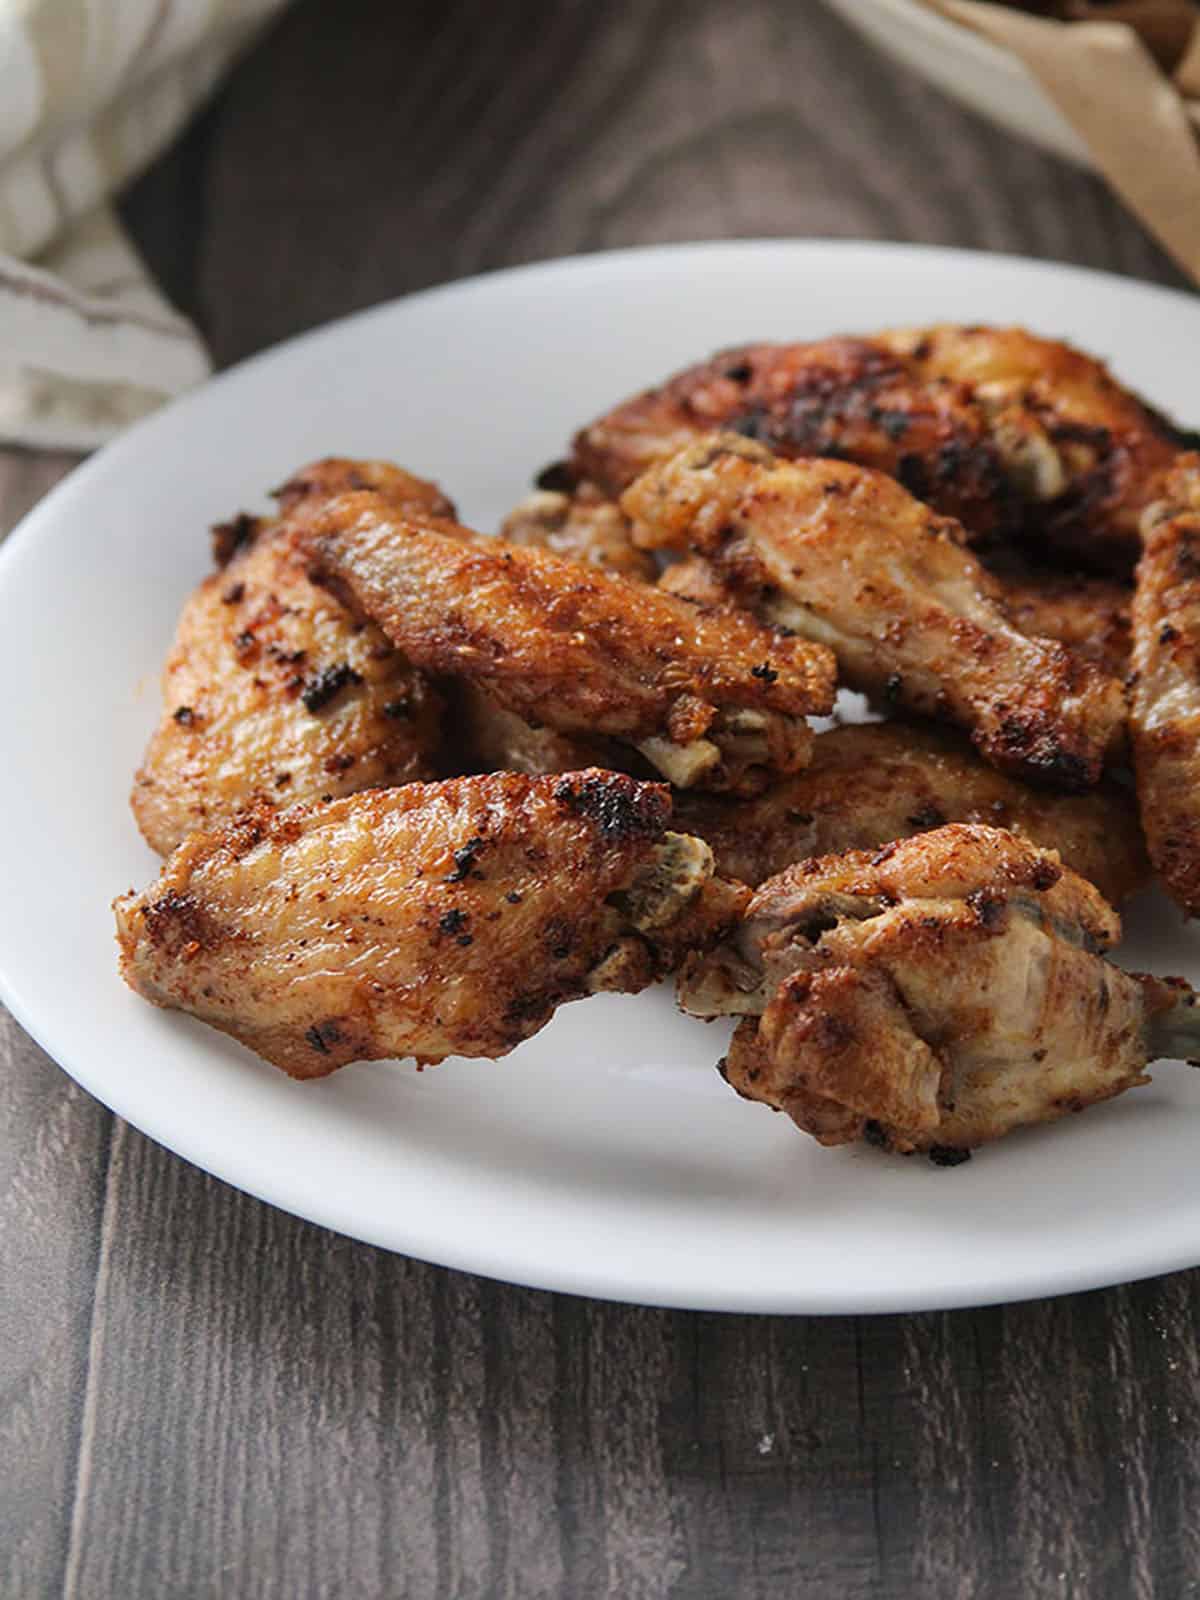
top-left (3, 4), bottom-right (1197, 1595)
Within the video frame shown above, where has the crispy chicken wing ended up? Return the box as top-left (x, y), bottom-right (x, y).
top-left (623, 436), bottom-right (1126, 789)
top-left (131, 459), bottom-right (452, 855)
top-left (680, 825), bottom-right (1199, 1157)
top-left (568, 326), bottom-right (1189, 571)
top-left (115, 771), bottom-right (747, 1077)
top-left (675, 722), bottom-right (1148, 903)
top-left (305, 492), bottom-right (836, 793)
top-left (1131, 455), bottom-right (1200, 915)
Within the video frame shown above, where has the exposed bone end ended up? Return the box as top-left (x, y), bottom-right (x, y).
top-left (708, 707), bottom-right (814, 795)
top-left (586, 937), bottom-right (658, 995)
top-left (637, 735), bottom-right (721, 787)
top-left (620, 832), bottom-right (715, 931)
top-left (590, 832), bottom-right (749, 990)
top-left (678, 942), bottom-right (768, 1018)
top-left (1141, 974), bottom-right (1200, 1064)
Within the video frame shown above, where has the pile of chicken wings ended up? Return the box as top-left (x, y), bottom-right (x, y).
top-left (115, 325), bottom-right (1200, 1163)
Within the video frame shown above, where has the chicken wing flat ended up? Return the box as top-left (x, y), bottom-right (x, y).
top-left (680, 825), bottom-right (1200, 1157)
top-left (500, 479), bottom-right (657, 580)
top-left (305, 492), bottom-right (836, 793)
top-left (675, 722), bottom-right (1148, 904)
top-left (115, 771), bottom-right (747, 1077)
top-left (568, 326), bottom-right (1189, 570)
top-left (569, 335), bottom-right (1050, 535)
top-left (132, 459), bottom-right (452, 855)
top-left (623, 436), bottom-right (1126, 789)
top-left (1131, 455), bottom-right (1200, 915)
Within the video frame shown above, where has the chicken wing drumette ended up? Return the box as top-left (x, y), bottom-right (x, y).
top-left (680, 825), bottom-right (1200, 1157)
top-left (568, 325), bottom-right (1191, 571)
top-left (132, 459), bottom-right (452, 855)
top-left (1131, 455), bottom-right (1200, 915)
top-left (623, 436), bottom-right (1126, 789)
top-left (675, 722), bottom-right (1147, 904)
top-left (304, 492), bottom-right (836, 793)
top-left (116, 770), bottom-right (748, 1077)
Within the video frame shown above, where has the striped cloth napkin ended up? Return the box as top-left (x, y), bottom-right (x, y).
top-left (1, 0), bottom-right (288, 451)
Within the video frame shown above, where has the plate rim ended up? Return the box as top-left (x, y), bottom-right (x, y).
top-left (3, 236), bottom-right (1199, 1316)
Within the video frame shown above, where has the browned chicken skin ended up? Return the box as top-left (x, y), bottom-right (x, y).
top-left (664, 546), bottom-right (1135, 682)
top-left (680, 825), bottom-right (1200, 1157)
top-left (982, 552), bottom-right (1133, 681)
top-left (1131, 455), bottom-right (1200, 915)
top-left (568, 326), bottom-right (1190, 572)
top-left (131, 459), bottom-right (452, 855)
top-left (623, 436), bottom-right (1126, 790)
top-left (676, 722), bottom-right (1148, 904)
top-left (304, 492), bottom-right (836, 793)
top-left (115, 771), bottom-right (747, 1077)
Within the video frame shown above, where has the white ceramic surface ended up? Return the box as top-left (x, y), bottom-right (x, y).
top-left (1, 240), bottom-right (1198, 1315)
top-left (823, 0), bottom-right (1091, 167)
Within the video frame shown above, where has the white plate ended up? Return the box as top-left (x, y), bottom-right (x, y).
top-left (822, 0), bottom-right (1091, 167)
top-left (2, 240), bottom-right (1199, 1315)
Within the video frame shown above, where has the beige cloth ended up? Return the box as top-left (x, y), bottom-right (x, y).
top-left (0, 0), bottom-right (288, 450)
top-left (921, 1), bottom-right (1200, 286)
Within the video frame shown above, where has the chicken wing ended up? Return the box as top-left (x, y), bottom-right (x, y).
top-left (567, 326), bottom-right (1189, 571)
top-left (115, 771), bottom-right (747, 1076)
top-left (622, 436), bottom-right (1126, 789)
top-left (304, 492), bottom-right (836, 793)
top-left (131, 459), bottom-right (452, 855)
top-left (680, 825), bottom-right (1199, 1157)
top-left (1130, 454), bottom-right (1200, 915)
top-left (675, 722), bottom-right (1148, 903)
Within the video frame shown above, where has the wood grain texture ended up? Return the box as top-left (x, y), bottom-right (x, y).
top-left (2, 0), bottom-right (1200, 1595)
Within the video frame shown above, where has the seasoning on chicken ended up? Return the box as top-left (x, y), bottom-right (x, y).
top-left (663, 544), bottom-right (1135, 682)
top-left (567, 325), bottom-right (1190, 571)
top-left (304, 491), bottom-right (836, 794)
top-left (679, 825), bottom-right (1200, 1159)
top-left (675, 722), bottom-right (1148, 904)
top-left (115, 771), bottom-right (748, 1077)
top-left (131, 459), bottom-right (452, 856)
top-left (1130, 454), bottom-right (1200, 915)
top-left (622, 435), bottom-right (1126, 790)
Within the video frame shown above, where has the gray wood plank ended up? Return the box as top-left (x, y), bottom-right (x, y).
top-left (3, 0), bottom-right (1200, 1596)
top-left (0, 451), bottom-right (113, 1600)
